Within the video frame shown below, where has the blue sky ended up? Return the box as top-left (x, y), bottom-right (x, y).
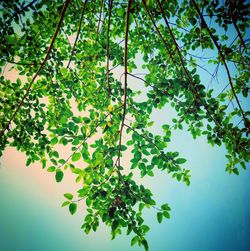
top-left (0, 127), bottom-right (249, 251)
top-left (0, 3), bottom-right (250, 251)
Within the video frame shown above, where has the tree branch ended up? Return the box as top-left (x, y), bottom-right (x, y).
top-left (191, 0), bottom-right (248, 128)
top-left (67, 0), bottom-right (88, 69)
top-left (96, 0), bottom-right (104, 33)
top-left (142, 0), bottom-right (176, 64)
top-left (106, 0), bottom-right (113, 97)
top-left (116, 0), bottom-right (133, 188)
top-left (155, 0), bottom-right (225, 127)
top-left (228, 0), bottom-right (247, 50)
top-left (0, 0), bottom-right (71, 140)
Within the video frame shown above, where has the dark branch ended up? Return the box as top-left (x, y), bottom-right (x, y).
top-left (96, 0), bottom-right (104, 33)
top-left (67, 0), bottom-right (88, 69)
top-left (191, 0), bottom-right (248, 128)
top-left (106, 0), bottom-right (113, 97)
top-left (0, 0), bottom-right (71, 140)
top-left (116, 0), bottom-right (133, 188)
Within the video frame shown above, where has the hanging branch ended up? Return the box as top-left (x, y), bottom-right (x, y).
top-left (67, 0), bottom-right (88, 69)
top-left (0, 0), bottom-right (71, 140)
top-left (156, 0), bottom-right (235, 126)
top-left (143, 2), bottom-right (207, 113)
top-left (141, 0), bottom-right (176, 64)
top-left (228, 0), bottom-right (247, 50)
top-left (156, 0), bottom-right (199, 95)
top-left (191, 0), bottom-right (248, 128)
top-left (96, 0), bottom-right (104, 33)
top-left (106, 0), bottom-right (113, 97)
top-left (116, 0), bottom-right (133, 188)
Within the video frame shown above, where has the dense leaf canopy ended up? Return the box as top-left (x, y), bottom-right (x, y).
top-left (0, 0), bottom-right (249, 249)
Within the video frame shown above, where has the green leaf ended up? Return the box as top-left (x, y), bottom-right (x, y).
top-left (72, 139), bottom-right (80, 145)
top-left (51, 137), bottom-right (58, 146)
top-left (142, 148), bottom-right (150, 156)
top-left (117, 8), bottom-right (125, 17)
top-left (176, 158), bottom-right (187, 164)
top-left (55, 169), bottom-right (64, 182)
top-left (161, 203), bottom-right (171, 211)
top-left (64, 193), bottom-right (73, 200)
top-left (52, 151), bottom-right (59, 158)
top-left (147, 121), bottom-right (154, 127)
top-left (69, 203), bottom-right (77, 215)
top-left (162, 124), bottom-right (170, 131)
top-left (47, 166), bottom-right (56, 172)
top-left (233, 168), bottom-right (239, 175)
top-left (157, 212), bottom-right (163, 223)
top-left (139, 203), bottom-right (145, 212)
top-left (141, 239), bottom-right (149, 251)
top-left (72, 152), bottom-right (81, 162)
top-left (41, 159), bottom-right (46, 169)
top-left (5, 34), bottom-right (17, 44)
top-left (86, 198), bottom-right (91, 207)
top-left (141, 225), bottom-right (150, 234)
top-left (61, 67), bottom-right (68, 77)
top-left (111, 220), bottom-right (119, 232)
top-left (148, 198), bottom-right (156, 206)
top-left (163, 211), bottom-right (170, 219)
top-left (102, 213), bottom-right (109, 222)
top-left (26, 158), bottom-right (32, 166)
top-left (131, 236), bottom-right (139, 246)
top-left (120, 145), bottom-right (127, 151)
top-left (177, 173), bottom-right (182, 181)
top-left (147, 170), bottom-right (154, 176)
top-left (61, 201), bottom-right (70, 207)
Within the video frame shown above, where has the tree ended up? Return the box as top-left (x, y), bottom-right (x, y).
top-left (0, 0), bottom-right (249, 250)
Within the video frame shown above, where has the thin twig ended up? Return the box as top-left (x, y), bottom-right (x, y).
top-left (142, 1), bottom-right (176, 64)
top-left (128, 72), bottom-right (183, 103)
top-left (4, 60), bottom-right (36, 66)
top-left (228, 0), bottom-right (247, 50)
top-left (67, 0), bottom-right (88, 68)
top-left (96, 0), bottom-right (104, 33)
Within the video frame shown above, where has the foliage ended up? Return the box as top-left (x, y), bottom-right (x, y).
top-left (0, 0), bottom-right (249, 249)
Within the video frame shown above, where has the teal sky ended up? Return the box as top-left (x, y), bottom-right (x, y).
top-left (0, 126), bottom-right (249, 251)
top-left (1, 82), bottom-right (249, 251)
top-left (0, 4), bottom-right (250, 251)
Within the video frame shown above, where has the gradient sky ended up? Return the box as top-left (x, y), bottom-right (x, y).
top-left (1, 120), bottom-right (250, 251)
top-left (0, 7), bottom-right (250, 251)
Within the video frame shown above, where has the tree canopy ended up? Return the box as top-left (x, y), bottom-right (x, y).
top-left (0, 0), bottom-right (249, 250)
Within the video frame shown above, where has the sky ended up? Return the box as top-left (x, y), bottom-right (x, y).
top-left (1, 64), bottom-right (249, 250)
top-left (0, 3), bottom-right (250, 251)
top-left (0, 118), bottom-right (250, 251)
